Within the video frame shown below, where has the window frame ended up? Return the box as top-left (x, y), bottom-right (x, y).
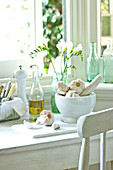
top-left (0, 0), bottom-right (102, 84)
top-left (0, 0), bottom-right (43, 79)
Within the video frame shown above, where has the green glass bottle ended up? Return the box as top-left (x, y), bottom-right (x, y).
top-left (87, 42), bottom-right (99, 82)
top-left (103, 39), bottom-right (113, 83)
top-left (51, 72), bottom-right (68, 113)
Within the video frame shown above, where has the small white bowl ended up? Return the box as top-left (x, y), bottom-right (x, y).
top-left (55, 92), bottom-right (96, 123)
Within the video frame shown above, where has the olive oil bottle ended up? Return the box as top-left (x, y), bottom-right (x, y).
top-left (29, 65), bottom-right (44, 121)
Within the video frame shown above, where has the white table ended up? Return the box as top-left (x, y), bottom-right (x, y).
top-left (0, 117), bottom-right (113, 170)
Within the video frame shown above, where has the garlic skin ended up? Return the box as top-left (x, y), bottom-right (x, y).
top-left (69, 79), bottom-right (85, 94)
top-left (36, 110), bottom-right (54, 126)
top-left (66, 90), bottom-right (79, 97)
top-left (36, 115), bottom-right (46, 125)
top-left (52, 122), bottom-right (60, 130)
top-left (54, 81), bottom-right (69, 95)
top-left (40, 110), bottom-right (52, 116)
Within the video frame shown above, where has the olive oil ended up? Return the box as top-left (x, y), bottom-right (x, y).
top-left (29, 65), bottom-right (44, 121)
top-left (29, 99), bottom-right (44, 121)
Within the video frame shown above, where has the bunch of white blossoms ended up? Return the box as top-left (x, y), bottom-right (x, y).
top-left (56, 39), bottom-right (83, 73)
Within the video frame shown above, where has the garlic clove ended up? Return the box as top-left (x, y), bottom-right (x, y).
top-left (66, 90), bottom-right (79, 97)
top-left (40, 110), bottom-right (52, 116)
top-left (43, 117), bottom-right (54, 126)
top-left (36, 115), bottom-right (46, 125)
top-left (69, 79), bottom-right (85, 94)
top-left (54, 81), bottom-right (69, 94)
top-left (43, 112), bottom-right (54, 126)
top-left (52, 122), bottom-right (60, 130)
top-left (36, 110), bottom-right (54, 126)
top-left (69, 79), bottom-right (85, 90)
top-left (57, 90), bottom-right (66, 96)
top-left (24, 120), bottom-right (42, 129)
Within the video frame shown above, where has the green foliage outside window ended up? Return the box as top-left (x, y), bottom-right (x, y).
top-left (42, 0), bottom-right (63, 73)
top-left (101, 0), bottom-right (110, 14)
top-left (101, 0), bottom-right (111, 36)
top-left (102, 16), bottom-right (110, 36)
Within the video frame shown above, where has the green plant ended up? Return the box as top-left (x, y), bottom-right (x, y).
top-left (42, 0), bottom-right (62, 72)
top-left (43, 0), bottom-right (62, 59)
top-left (29, 39), bottom-right (83, 74)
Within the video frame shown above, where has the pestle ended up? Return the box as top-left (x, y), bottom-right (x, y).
top-left (80, 75), bottom-right (103, 96)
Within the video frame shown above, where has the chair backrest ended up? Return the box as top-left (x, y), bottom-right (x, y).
top-left (77, 108), bottom-right (113, 170)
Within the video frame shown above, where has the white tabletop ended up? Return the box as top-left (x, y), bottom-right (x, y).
top-left (0, 115), bottom-right (79, 152)
top-left (1, 115), bottom-right (113, 170)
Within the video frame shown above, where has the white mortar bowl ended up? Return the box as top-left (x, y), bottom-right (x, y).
top-left (55, 92), bottom-right (96, 123)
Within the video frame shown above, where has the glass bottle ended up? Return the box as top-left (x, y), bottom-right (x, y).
top-left (87, 42), bottom-right (99, 82)
top-left (29, 65), bottom-right (44, 121)
top-left (51, 72), bottom-right (68, 113)
top-left (103, 39), bottom-right (113, 83)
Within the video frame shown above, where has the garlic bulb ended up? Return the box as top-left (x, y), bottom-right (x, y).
top-left (66, 90), bottom-right (79, 97)
top-left (54, 81), bottom-right (69, 95)
top-left (69, 79), bottom-right (85, 94)
top-left (36, 110), bottom-right (54, 126)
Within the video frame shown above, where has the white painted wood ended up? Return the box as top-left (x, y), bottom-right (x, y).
top-left (1, 118), bottom-right (113, 170)
top-left (80, 75), bottom-right (103, 96)
top-left (100, 133), bottom-right (106, 170)
top-left (77, 108), bottom-right (113, 170)
top-left (77, 108), bottom-right (113, 138)
top-left (78, 138), bottom-right (89, 170)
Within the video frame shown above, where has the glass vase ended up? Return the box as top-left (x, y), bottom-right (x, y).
top-left (51, 72), bottom-right (68, 113)
top-left (103, 39), bottom-right (113, 83)
top-left (87, 42), bottom-right (99, 82)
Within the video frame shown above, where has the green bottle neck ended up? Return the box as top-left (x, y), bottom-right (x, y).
top-left (89, 45), bottom-right (97, 58)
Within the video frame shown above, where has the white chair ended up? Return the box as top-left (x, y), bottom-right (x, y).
top-left (77, 108), bottom-right (113, 170)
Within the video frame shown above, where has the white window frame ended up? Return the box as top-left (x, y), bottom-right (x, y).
top-left (0, 0), bottom-right (43, 79)
top-left (0, 0), bottom-right (102, 84)
top-left (68, 0), bottom-right (103, 81)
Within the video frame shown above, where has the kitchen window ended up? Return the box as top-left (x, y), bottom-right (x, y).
top-left (0, 0), bottom-right (82, 82)
top-left (0, 0), bottom-right (43, 78)
top-left (0, 0), bottom-right (112, 82)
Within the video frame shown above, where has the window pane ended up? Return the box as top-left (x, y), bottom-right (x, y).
top-left (0, 0), bottom-right (34, 61)
top-left (101, 16), bottom-right (111, 36)
top-left (101, 0), bottom-right (110, 14)
top-left (42, 0), bottom-right (63, 74)
top-left (100, 0), bottom-right (112, 55)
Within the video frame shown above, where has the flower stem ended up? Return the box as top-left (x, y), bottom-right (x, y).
top-left (48, 54), bottom-right (56, 74)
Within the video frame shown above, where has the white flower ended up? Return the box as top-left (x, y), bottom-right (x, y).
top-left (56, 39), bottom-right (66, 52)
top-left (73, 44), bottom-right (83, 53)
top-left (66, 41), bottom-right (73, 55)
top-left (69, 79), bottom-right (85, 94)
top-left (66, 41), bottom-right (73, 51)
top-left (56, 40), bottom-right (73, 54)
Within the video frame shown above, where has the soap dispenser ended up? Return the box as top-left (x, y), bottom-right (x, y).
top-left (15, 65), bottom-right (28, 107)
